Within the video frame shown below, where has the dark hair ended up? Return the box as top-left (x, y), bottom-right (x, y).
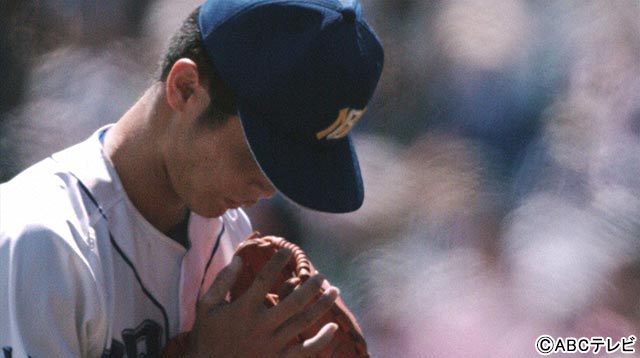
top-left (158, 7), bottom-right (237, 122)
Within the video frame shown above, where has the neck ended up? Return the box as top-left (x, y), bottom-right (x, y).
top-left (103, 83), bottom-right (187, 234)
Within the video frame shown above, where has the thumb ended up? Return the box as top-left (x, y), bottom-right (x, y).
top-left (199, 255), bottom-right (243, 310)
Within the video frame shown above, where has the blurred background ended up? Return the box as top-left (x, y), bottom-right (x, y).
top-left (1, 0), bottom-right (639, 356)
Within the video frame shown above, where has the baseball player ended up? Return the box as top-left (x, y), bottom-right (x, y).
top-left (0, 0), bottom-right (383, 356)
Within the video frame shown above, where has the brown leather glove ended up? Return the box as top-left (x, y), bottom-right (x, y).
top-left (230, 233), bottom-right (369, 358)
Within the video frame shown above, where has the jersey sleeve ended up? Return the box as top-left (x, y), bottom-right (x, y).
top-left (0, 224), bottom-right (107, 357)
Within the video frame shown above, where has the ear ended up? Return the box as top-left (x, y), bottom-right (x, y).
top-left (165, 58), bottom-right (203, 112)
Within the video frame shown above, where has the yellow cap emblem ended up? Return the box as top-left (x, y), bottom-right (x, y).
top-left (316, 108), bottom-right (367, 140)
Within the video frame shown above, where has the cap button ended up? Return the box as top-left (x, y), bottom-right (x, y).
top-left (340, 8), bottom-right (356, 23)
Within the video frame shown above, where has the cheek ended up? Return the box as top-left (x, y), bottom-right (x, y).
top-left (179, 173), bottom-right (225, 217)
top-left (164, 138), bottom-right (211, 204)
top-left (183, 157), bottom-right (234, 211)
top-left (185, 160), bottom-right (219, 199)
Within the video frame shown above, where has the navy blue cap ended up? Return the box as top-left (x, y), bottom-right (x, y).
top-left (199, 0), bottom-right (384, 213)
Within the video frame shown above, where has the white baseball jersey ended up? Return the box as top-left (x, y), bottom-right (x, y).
top-left (0, 126), bottom-right (253, 357)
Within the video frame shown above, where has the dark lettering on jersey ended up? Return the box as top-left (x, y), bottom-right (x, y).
top-left (102, 340), bottom-right (124, 358)
top-left (1, 347), bottom-right (31, 358)
top-left (102, 319), bottom-right (164, 358)
top-left (123, 320), bottom-right (163, 358)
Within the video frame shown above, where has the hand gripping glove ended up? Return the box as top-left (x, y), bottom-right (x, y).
top-left (230, 233), bottom-right (369, 358)
top-left (161, 233), bottom-right (369, 358)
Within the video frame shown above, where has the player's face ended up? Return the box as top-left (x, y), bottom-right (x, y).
top-left (165, 108), bottom-right (276, 218)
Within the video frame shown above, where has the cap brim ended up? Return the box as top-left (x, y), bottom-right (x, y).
top-left (238, 102), bottom-right (364, 213)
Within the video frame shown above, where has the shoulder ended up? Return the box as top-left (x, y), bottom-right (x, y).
top-left (1, 157), bottom-right (93, 238)
top-left (0, 219), bottom-right (106, 357)
top-left (0, 139), bottom-right (109, 355)
top-left (1, 158), bottom-right (99, 281)
top-left (2, 221), bottom-right (97, 292)
top-left (0, 163), bottom-right (105, 324)
top-left (0, 168), bottom-right (105, 317)
top-left (0, 199), bottom-right (97, 289)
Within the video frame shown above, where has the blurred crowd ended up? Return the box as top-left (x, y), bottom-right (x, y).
top-left (1, 0), bottom-right (639, 357)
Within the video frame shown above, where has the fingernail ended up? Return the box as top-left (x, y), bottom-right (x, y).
top-left (325, 287), bottom-right (339, 298)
